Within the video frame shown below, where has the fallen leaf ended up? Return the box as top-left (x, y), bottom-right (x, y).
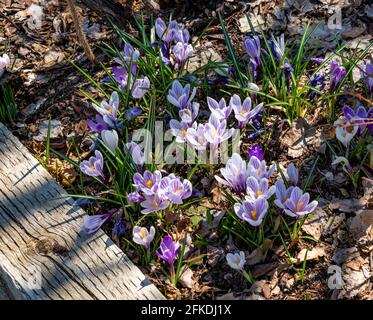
top-left (296, 247), bottom-right (326, 263)
top-left (179, 268), bottom-right (194, 289)
top-left (246, 239), bottom-right (273, 266)
top-left (302, 207), bottom-right (328, 240)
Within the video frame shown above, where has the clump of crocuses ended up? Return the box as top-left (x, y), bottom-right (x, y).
top-left (155, 18), bottom-right (193, 69)
top-left (128, 170), bottom-right (192, 214)
top-left (274, 163), bottom-right (318, 218)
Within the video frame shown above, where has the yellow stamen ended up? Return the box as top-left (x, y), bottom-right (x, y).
top-left (234, 258), bottom-right (241, 266)
top-left (257, 190), bottom-right (263, 196)
top-left (140, 229), bottom-right (147, 239)
top-left (214, 130), bottom-right (219, 137)
top-left (181, 129), bottom-right (187, 136)
top-left (241, 110), bottom-right (247, 115)
top-left (296, 200), bottom-right (303, 212)
top-left (251, 210), bottom-right (257, 220)
top-left (146, 180), bottom-right (153, 188)
top-left (107, 108), bottom-right (113, 114)
top-left (90, 165), bottom-right (95, 170)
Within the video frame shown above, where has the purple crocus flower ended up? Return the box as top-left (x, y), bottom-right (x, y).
top-left (80, 150), bottom-right (105, 178)
top-left (248, 143), bottom-right (263, 160)
top-left (170, 119), bottom-right (196, 143)
top-left (112, 215), bottom-right (126, 241)
top-left (215, 153), bottom-right (247, 194)
top-left (83, 212), bottom-right (113, 234)
top-left (126, 106), bottom-right (143, 121)
top-left (132, 226), bottom-right (155, 249)
top-left (156, 235), bottom-right (179, 266)
top-left (287, 163), bottom-right (298, 186)
top-left (131, 77), bottom-right (150, 99)
top-left (186, 123), bottom-right (208, 150)
top-left (164, 177), bottom-right (192, 205)
top-left (246, 177), bottom-right (276, 200)
top-left (282, 187), bottom-right (318, 218)
top-left (274, 180), bottom-right (294, 210)
top-left (179, 102), bottom-right (199, 124)
top-left (329, 60), bottom-right (346, 91)
top-left (155, 18), bottom-right (178, 43)
top-left (128, 191), bottom-right (145, 203)
top-left (87, 115), bottom-right (108, 133)
top-left (204, 113), bottom-right (234, 146)
top-left (247, 155), bottom-right (276, 180)
top-left (133, 170), bottom-right (162, 195)
top-left (230, 94), bottom-right (263, 128)
top-left (140, 193), bottom-right (169, 214)
top-left (309, 72), bottom-right (325, 99)
top-left (234, 197), bottom-right (268, 227)
top-left (174, 28), bottom-right (190, 44)
top-left (173, 42), bottom-right (193, 67)
top-left (361, 62), bottom-right (373, 93)
top-left (311, 57), bottom-right (325, 65)
top-left (167, 80), bottom-right (196, 109)
top-left (124, 142), bottom-right (145, 167)
top-left (270, 33), bottom-right (285, 63)
top-left (93, 92), bottom-right (119, 127)
top-left (114, 42), bottom-right (140, 66)
top-left (112, 66), bottom-right (130, 91)
top-left (343, 105), bottom-right (370, 135)
top-left (207, 97), bottom-right (232, 120)
top-left (244, 36), bottom-right (261, 68)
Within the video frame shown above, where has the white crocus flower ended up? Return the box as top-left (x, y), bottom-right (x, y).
top-left (226, 251), bottom-right (245, 271)
top-left (334, 117), bottom-right (358, 147)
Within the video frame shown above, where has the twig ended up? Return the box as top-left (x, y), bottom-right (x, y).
top-left (66, 0), bottom-right (96, 64)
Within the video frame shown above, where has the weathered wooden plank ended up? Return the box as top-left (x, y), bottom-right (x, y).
top-left (0, 123), bottom-right (164, 300)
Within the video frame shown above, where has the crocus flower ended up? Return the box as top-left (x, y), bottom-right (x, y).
top-left (247, 155), bottom-right (276, 180)
top-left (204, 113), bottom-right (234, 146)
top-left (245, 177), bottom-right (276, 200)
top-left (80, 150), bottom-right (105, 178)
top-left (155, 18), bottom-right (177, 43)
top-left (83, 212), bottom-right (113, 234)
top-left (248, 143), bottom-right (263, 160)
top-left (173, 42), bottom-right (193, 67)
top-left (270, 33), bottom-right (285, 63)
top-left (156, 235), bottom-right (179, 266)
top-left (234, 197), bottom-right (268, 227)
top-left (131, 76), bottom-right (150, 99)
top-left (164, 177), bottom-right (192, 205)
top-left (132, 226), bottom-right (155, 249)
top-left (274, 180), bottom-right (294, 210)
top-left (126, 106), bottom-right (142, 121)
top-left (207, 97), bottom-right (232, 120)
top-left (179, 102), bottom-right (199, 123)
top-left (128, 190), bottom-right (145, 203)
top-left (93, 92), bottom-right (119, 127)
top-left (0, 53), bottom-right (10, 70)
top-left (343, 105), bottom-right (372, 135)
top-left (226, 251), bottom-right (245, 271)
top-left (170, 119), bottom-right (196, 143)
top-left (186, 123), bottom-right (208, 150)
top-left (248, 82), bottom-right (260, 103)
top-left (334, 117), bottom-right (358, 147)
top-left (174, 28), bottom-right (190, 44)
top-left (140, 193), bottom-right (169, 214)
top-left (112, 215), bottom-right (126, 241)
top-left (230, 94), bottom-right (263, 128)
top-left (361, 62), bottom-right (373, 93)
top-left (244, 36), bottom-right (261, 68)
top-left (215, 153), bottom-right (247, 194)
top-left (114, 42), bottom-right (140, 66)
top-left (124, 142), bottom-right (145, 167)
top-left (282, 187), bottom-right (318, 218)
top-left (101, 130), bottom-right (118, 152)
top-left (329, 60), bottom-right (346, 91)
top-left (87, 115), bottom-right (108, 133)
top-left (167, 80), bottom-right (196, 109)
top-left (309, 72), bottom-right (325, 99)
top-left (287, 163), bottom-right (298, 186)
top-left (133, 170), bottom-right (162, 195)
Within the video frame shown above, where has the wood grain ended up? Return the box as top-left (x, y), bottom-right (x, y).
top-left (0, 123), bottom-right (164, 300)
